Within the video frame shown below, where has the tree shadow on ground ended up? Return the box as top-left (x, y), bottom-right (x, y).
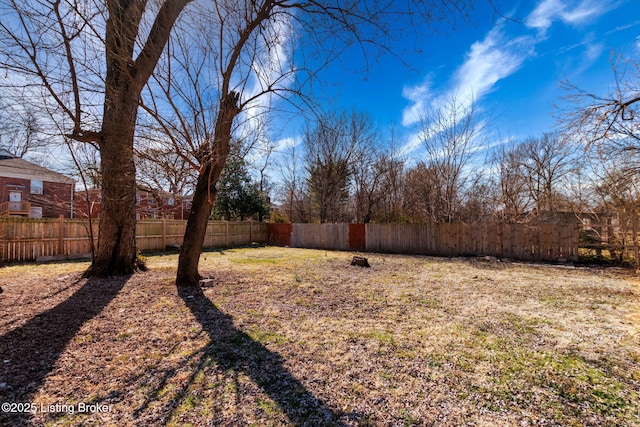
top-left (0, 275), bottom-right (129, 427)
top-left (175, 287), bottom-right (350, 426)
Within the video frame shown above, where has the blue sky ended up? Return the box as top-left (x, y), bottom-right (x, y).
top-left (273, 0), bottom-right (640, 160)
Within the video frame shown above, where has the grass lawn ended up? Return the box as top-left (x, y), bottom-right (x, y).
top-left (0, 246), bottom-right (638, 426)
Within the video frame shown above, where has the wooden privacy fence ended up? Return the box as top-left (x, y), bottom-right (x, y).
top-left (268, 222), bottom-right (580, 263)
top-left (0, 218), bottom-right (579, 264)
top-left (0, 217), bottom-right (268, 263)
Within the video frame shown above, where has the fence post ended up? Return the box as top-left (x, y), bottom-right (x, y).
top-left (225, 221), bottom-right (229, 247)
top-left (57, 215), bottom-right (64, 255)
top-left (162, 217), bottom-right (167, 250)
top-left (633, 218), bottom-right (639, 270)
top-left (249, 219), bottom-right (253, 244)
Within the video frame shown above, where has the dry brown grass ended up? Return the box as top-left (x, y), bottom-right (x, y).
top-left (0, 246), bottom-right (638, 426)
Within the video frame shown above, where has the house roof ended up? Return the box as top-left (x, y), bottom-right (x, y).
top-left (0, 157), bottom-right (75, 184)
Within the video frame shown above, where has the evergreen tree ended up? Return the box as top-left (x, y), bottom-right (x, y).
top-left (213, 154), bottom-right (270, 221)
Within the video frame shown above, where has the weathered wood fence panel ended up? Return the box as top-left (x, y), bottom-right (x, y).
top-left (364, 223), bottom-right (578, 262)
top-left (291, 223), bottom-right (349, 250)
top-left (0, 217), bottom-right (268, 263)
top-left (0, 217), bottom-right (61, 262)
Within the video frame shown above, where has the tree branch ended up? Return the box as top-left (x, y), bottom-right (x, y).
top-left (134, 0), bottom-right (192, 90)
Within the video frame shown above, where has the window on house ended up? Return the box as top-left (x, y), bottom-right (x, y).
top-left (167, 198), bottom-right (175, 206)
top-left (29, 206), bottom-right (43, 218)
top-left (31, 180), bottom-right (43, 195)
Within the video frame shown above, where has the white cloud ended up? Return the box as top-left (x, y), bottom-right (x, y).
top-left (446, 28), bottom-right (534, 112)
top-left (402, 25), bottom-right (533, 128)
top-left (562, 2), bottom-right (607, 25)
top-left (583, 42), bottom-right (604, 62)
top-left (246, 12), bottom-right (296, 101)
top-left (399, 24), bottom-right (534, 157)
top-left (401, 75), bottom-right (434, 126)
top-left (274, 135), bottom-right (302, 152)
top-left (554, 33), bottom-right (605, 77)
top-left (525, 0), bottom-right (610, 34)
top-left (525, 0), bottom-right (565, 33)
top-left (563, 40), bottom-right (604, 78)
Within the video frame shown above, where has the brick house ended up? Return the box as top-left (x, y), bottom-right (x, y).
top-left (0, 150), bottom-right (75, 218)
top-left (75, 185), bottom-right (191, 220)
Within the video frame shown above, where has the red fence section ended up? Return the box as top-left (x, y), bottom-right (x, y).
top-left (348, 223), bottom-right (366, 251)
top-left (268, 223), bottom-right (292, 246)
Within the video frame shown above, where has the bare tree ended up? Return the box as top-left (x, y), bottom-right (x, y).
top-left (374, 130), bottom-right (406, 223)
top-left (490, 142), bottom-right (533, 222)
top-left (489, 133), bottom-right (575, 221)
top-left (353, 151), bottom-right (391, 223)
top-left (278, 145), bottom-right (310, 222)
top-left (593, 155), bottom-right (640, 213)
top-left (414, 95), bottom-right (485, 222)
top-left (403, 162), bottom-right (439, 222)
top-left (0, 103), bottom-right (47, 158)
top-left (378, 156), bottom-right (406, 222)
top-left (138, 1), bottom-right (297, 285)
top-left (561, 53), bottom-right (640, 234)
top-left (166, 0), bottom-right (478, 285)
top-left (0, 0), bottom-right (192, 276)
top-left (585, 150), bottom-right (640, 261)
top-left (458, 173), bottom-right (495, 222)
top-left (516, 133), bottom-right (574, 217)
top-left (561, 54), bottom-right (640, 150)
top-left (353, 136), bottom-right (406, 224)
top-left (304, 111), bottom-right (368, 223)
top-left (136, 144), bottom-right (196, 195)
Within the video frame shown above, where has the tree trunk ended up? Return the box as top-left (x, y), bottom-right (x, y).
top-left (85, 0), bottom-right (191, 277)
top-left (176, 92), bottom-right (240, 287)
top-left (87, 85), bottom-right (140, 276)
top-left (90, 144), bottom-right (139, 275)
top-left (175, 162), bottom-right (223, 287)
